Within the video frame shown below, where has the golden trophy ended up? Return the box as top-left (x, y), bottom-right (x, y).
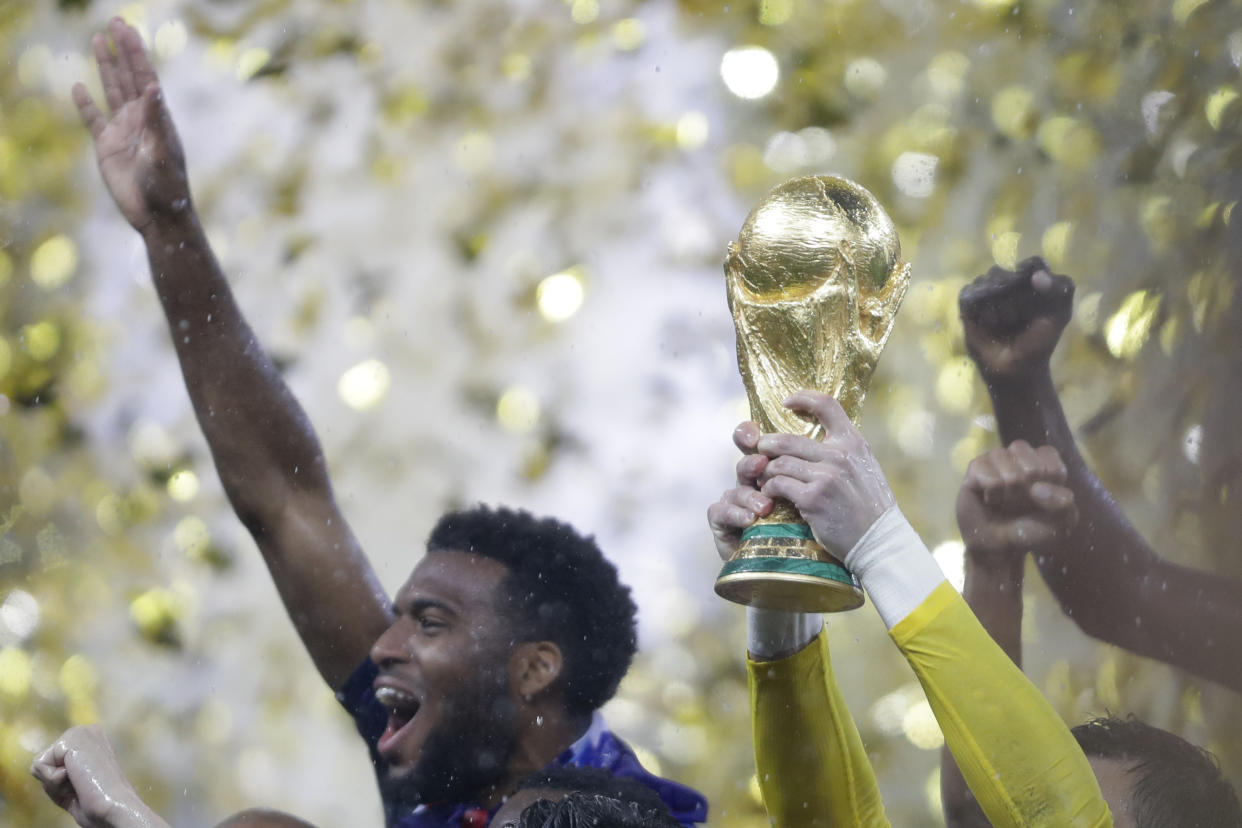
top-left (715, 175), bottom-right (910, 612)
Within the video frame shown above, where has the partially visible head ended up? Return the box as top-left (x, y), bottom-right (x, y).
top-left (506, 793), bottom-right (682, 828)
top-left (426, 505), bottom-right (639, 716)
top-left (214, 810), bottom-right (318, 828)
top-left (1072, 716), bottom-right (1242, 828)
top-left (490, 767), bottom-right (673, 828)
top-left (370, 506), bottom-right (638, 809)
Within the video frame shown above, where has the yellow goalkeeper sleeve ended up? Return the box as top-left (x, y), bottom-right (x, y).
top-left (749, 631), bottom-right (888, 828)
top-left (750, 583), bottom-right (1112, 828)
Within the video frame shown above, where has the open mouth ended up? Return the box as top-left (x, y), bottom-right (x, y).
top-left (375, 685), bottom-right (422, 758)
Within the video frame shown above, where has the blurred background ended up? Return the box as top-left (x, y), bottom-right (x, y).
top-left (2, 0), bottom-right (1240, 824)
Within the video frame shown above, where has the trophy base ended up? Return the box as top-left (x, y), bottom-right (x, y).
top-left (714, 524), bottom-right (864, 613)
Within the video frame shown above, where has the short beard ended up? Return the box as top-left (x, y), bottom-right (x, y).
top-left (381, 677), bottom-right (519, 810)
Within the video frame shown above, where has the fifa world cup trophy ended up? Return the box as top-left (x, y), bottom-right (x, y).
top-left (715, 176), bottom-right (910, 612)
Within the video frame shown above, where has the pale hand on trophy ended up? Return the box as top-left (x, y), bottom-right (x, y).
top-left (707, 422), bottom-right (773, 561)
top-left (709, 391), bottom-right (896, 560)
top-left (72, 17), bottom-right (191, 234)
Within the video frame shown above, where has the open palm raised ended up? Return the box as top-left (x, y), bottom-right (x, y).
top-left (72, 17), bottom-right (190, 233)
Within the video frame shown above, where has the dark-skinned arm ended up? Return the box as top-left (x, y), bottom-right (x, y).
top-left (941, 442), bottom-right (1077, 828)
top-left (959, 257), bottom-right (1242, 692)
top-left (74, 19), bottom-right (391, 689)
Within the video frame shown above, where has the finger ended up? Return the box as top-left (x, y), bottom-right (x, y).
top-left (708, 501), bottom-right (757, 533)
top-left (760, 454), bottom-right (822, 485)
top-left (1006, 440), bottom-right (1043, 483)
top-left (735, 453), bottom-right (769, 488)
top-left (959, 267), bottom-right (1022, 321)
top-left (1004, 516), bottom-right (1062, 549)
top-left (1033, 444), bottom-right (1068, 483)
top-left (755, 431), bottom-right (827, 461)
top-left (118, 21), bottom-right (158, 92)
top-left (723, 484), bottom-right (772, 516)
top-left (1029, 482), bottom-right (1078, 531)
top-left (1015, 256), bottom-right (1050, 281)
top-left (962, 452), bottom-right (994, 492)
top-left (733, 421), bottom-right (760, 453)
top-left (30, 745), bottom-right (59, 782)
top-left (37, 766), bottom-right (73, 807)
top-left (109, 18), bottom-right (140, 102)
top-left (37, 766), bottom-right (69, 791)
top-left (1030, 266), bottom-right (1075, 300)
top-left (759, 475), bottom-right (808, 508)
top-left (141, 83), bottom-right (172, 143)
top-left (967, 453), bottom-right (1008, 503)
top-left (71, 84), bottom-right (107, 139)
top-left (93, 33), bottom-right (125, 113)
top-left (987, 448), bottom-right (1028, 508)
top-left (784, 390), bottom-right (853, 437)
top-left (1029, 272), bottom-right (1075, 323)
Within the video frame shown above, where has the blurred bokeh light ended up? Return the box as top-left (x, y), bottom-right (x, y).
top-left (2, 0), bottom-right (1240, 825)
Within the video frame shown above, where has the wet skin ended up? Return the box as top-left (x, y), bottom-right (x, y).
top-left (371, 551), bottom-right (517, 803)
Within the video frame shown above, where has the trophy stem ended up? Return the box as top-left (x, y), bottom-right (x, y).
top-left (714, 521), bottom-right (865, 613)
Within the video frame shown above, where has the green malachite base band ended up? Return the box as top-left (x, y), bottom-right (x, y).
top-left (718, 555), bottom-right (855, 587)
top-left (741, 523), bottom-right (815, 541)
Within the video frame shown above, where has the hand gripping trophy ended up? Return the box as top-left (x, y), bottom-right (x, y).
top-left (715, 176), bottom-right (910, 612)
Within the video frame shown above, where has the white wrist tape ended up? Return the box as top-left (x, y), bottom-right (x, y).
top-left (844, 506), bottom-right (946, 629)
top-left (747, 607), bottom-right (823, 660)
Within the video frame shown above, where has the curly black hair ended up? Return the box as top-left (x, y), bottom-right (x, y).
top-left (1072, 716), bottom-right (1241, 827)
top-left (426, 505), bottom-right (638, 716)
top-left (514, 767), bottom-right (670, 817)
top-left (516, 792), bottom-right (681, 828)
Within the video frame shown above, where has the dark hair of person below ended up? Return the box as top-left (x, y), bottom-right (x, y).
top-left (427, 505), bottom-right (638, 716)
top-left (515, 791), bottom-right (682, 828)
top-left (515, 766), bottom-right (672, 817)
top-left (1071, 715), bottom-right (1242, 828)
top-left (214, 808), bottom-right (319, 828)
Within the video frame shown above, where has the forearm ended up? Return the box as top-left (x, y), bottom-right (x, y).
top-left (986, 374), bottom-right (1152, 618)
top-left (141, 213), bottom-right (390, 687)
top-left (941, 555), bottom-right (1024, 827)
top-left (748, 623), bottom-right (889, 828)
top-left (850, 512), bottom-right (1108, 826)
top-left (962, 555), bottom-right (1024, 669)
top-left (987, 373), bottom-right (1242, 687)
top-left (104, 800), bottom-right (173, 828)
top-left (140, 212), bottom-right (331, 529)
top-left (893, 584), bottom-right (1110, 828)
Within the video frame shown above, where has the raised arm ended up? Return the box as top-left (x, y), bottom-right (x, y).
top-left (941, 442), bottom-right (1078, 828)
top-left (74, 19), bottom-right (390, 689)
top-left (959, 257), bottom-right (1242, 692)
top-left (709, 424), bottom-right (890, 828)
top-left (748, 392), bottom-right (1110, 827)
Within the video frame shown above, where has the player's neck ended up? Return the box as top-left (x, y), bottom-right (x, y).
top-left (474, 707), bottom-right (592, 809)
